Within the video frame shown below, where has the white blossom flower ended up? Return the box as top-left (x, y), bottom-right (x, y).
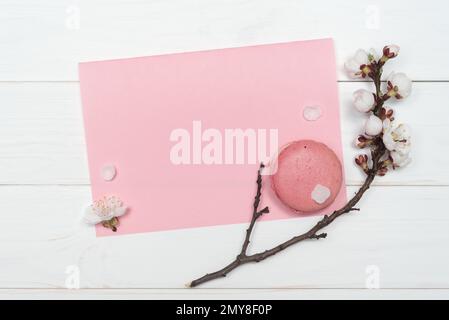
top-left (383, 119), bottom-right (412, 167)
top-left (84, 195), bottom-right (128, 225)
top-left (365, 115), bottom-right (383, 136)
top-left (367, 48), bottom-right (379, 62)
top-left (353, 89), bottom-right (376, 112)
top-left (345, 49), bottom-right (373, 78)
top-left (386, 72), bottom-right (412, 99)
top-left (390, 150), bottom-right (411, 167)
top-left (383, 45), bottom-right (400, 59)
top-left (382, 119), bottom-right (411, 151)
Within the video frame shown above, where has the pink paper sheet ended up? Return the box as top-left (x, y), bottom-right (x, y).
top-left (79, 38), bottom-right (346, 236)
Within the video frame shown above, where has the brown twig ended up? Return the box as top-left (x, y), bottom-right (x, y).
top-left (189, 145), bottom-right (385, 287)
top-left (188, 54), bottom-right (389, 288)
top-left (240, 164), bottom-right (269, 256)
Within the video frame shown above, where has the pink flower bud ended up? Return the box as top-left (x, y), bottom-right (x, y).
top-left (355, 154), bottom-right (367, 165)
top-left (379, 106), bottom-right (394, 121)
top-left (354, 135), bottom-right (372, 148)
top-left (383, 45), bottom-right (400, 59)
top-left (355, 154), bottom-right (369, 173)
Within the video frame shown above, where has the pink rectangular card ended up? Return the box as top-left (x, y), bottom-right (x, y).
top-left (79, 38), bottom-right (346, 236)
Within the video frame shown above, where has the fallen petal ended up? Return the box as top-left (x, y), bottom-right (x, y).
top-left (303, 105), bottom-right (322, 121)
top-left (311, 184), bottom-right (331, 204)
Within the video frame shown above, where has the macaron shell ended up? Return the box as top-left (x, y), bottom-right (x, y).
top-left (271, 140), bottom-right (343, 213)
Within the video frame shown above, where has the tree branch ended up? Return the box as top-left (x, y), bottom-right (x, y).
top-left (189, 53), bottom-right (390, 288)
top-left (188, 143), bottom-right (385, 288)
top-left (240, 164), bottom-right (268, 256)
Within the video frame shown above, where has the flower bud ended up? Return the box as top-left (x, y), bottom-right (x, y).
top-left (354, 135), bottom-right (372, 148)
top-left (379, 106), bottom-right (394, 121)
top-left (365, 115), bottom-right (383, 136)
top-left (382, 45), bottom-right (400, 59)
top-left (353, 89), bottom-right (376, 113)
top-left (355, 154), bottom-right (369, 173)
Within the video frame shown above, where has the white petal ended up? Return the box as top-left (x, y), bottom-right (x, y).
top-left (353, 89), bottom-right (375, 112)
top-left (303, 105), bottom-right (322, 121)
top-left (113, 206), bottom-right (128, 218)
top-left (365, 115), bottom-right (383, 136)
top-left (395, 124), bottom-right (412, 139)
top-left (387, 71), bottom-right (394, 82)
top-left (368, 48), bottom-right (380, 61)
top-left (83, 206), bottom-right (102, 224)
top-left (399, 157), bottom-right (412, 167)
top-left (391, 151), bottom-right (411, 167)
top-left (396, 142), bottom-right (411, 155)
top-left (344, 59), bottom-right (361, 78)
top-left (311, 184), bottom-right (331, 204)
top-left (390, 72), bottom-right (412, 98)
top-left (101, 164), bottom-right (117, 181)
top-left (383, 135), bottom-right (396, 151)
top-left (354, 49), bottom-right (369, 65)
top-left (383, 118), bottom-right (392, 131)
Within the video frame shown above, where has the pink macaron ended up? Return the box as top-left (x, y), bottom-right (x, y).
top-left (271, 140), bottom-right (343, 213)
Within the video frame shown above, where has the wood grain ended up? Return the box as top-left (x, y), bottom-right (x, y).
top-left (1, 0), bottom-right (448, 297)
top-left (0, 82), bottom-right (446, 185)
top-left (2, 288), bottom-right (449, 300)
top-left (1, 185), bottom-right (448, 288)
top-left (0, 0), bottom-right (448, 81)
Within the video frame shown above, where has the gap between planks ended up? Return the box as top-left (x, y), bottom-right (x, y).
top-left (0, 80), bottom-right (448, 83)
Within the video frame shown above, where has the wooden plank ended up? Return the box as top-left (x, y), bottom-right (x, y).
top-left (0, 82), bottom-right (446, 185)
top-left (0, 0), bottom-right (448, 80)
top-left (0, 185), bottom-right (448, 288)
top-left (1, 288), bottom-right (449, 299)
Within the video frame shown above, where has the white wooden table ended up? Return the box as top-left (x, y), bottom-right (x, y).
top-left (1, 0), bottom-right (449, 299)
